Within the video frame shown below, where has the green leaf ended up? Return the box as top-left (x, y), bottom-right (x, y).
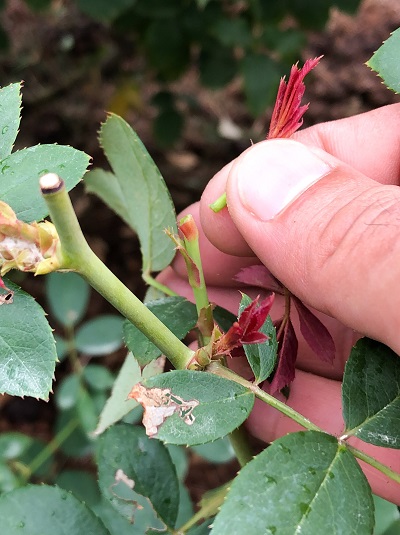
top-left (94, 352), bottom-right (164, 435)
top-left (85, 169), bottom-right (130, 223)
top-left (199, 45), bottom-right (237, 89)
top-left (342, 338), bottom-right (400, 448)
top-left (0, 432), bottom-right (32, 460)
top-left (166, 444), bottom-right (188, 481)
top-left (240, 53), bottom-right (281, 116)
top-left (0, 83), bottom-right (21, 160)
top-left (54, 333), bottom-right (68, 361)
top-left (0, 485), bottom-right (109, 535)
top-left (55, 470), bottom-right (101, 507)
top-left (75, 315), bottom-right (124, 356)
top-left (0, 280), bottom-right (57, 399)
top-left (83, 364), bottom-right (114, 391)
top-left (97, 424), bottom-right (179, 528)
top-left (212, 431), bottom-right (374, 534)
top-left (239, 293), bottom-right (277, 384)
top-left (145, 20), bottom-right (190, 80)
top-left (213, 305), bottom-right (236, 332)
top-left (141, 370), bottom-right (254, 445)
top-left (76, 0), bottom-right (136, 21)
top-left (76, 385), bottom-right (99, 433)
top-left (153, 108), bottom-right (184, 148)
top-left (24, 0), bottom-right (52, 11)
top-left (367, 28), bottom-right (400, 94)
top-left (0, 463), bottom-right (21, 493)
top-left (94, 352), bottom-right (141, 435)
top-left (0, 144), bottom-right (90, 222)
top-left (86, 114), bottom-right (176, 273)
top-left (212, 17), bottom-right (252, 48)
top-left (46, 272), bottom-right (90, 327)
top-left (123, 297), bottom-right (198, 365)
top-left (191, 436), bottom-right (235, 463)
top-left (373, 494), bottom-right (400, 535)
top-left (92, 496), bottom-right (153, 535)
top-left (55, 374), bottom-right (80, 410)
top-left (54, 410), bottom-right (93, 458)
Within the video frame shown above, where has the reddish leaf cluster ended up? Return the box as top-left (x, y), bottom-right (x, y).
top-left (235, 265), bottom-right (335, 393)
top-left (214, 294), bottom-right (274, 356)
top-left (268, 57), bottom-right (322, 139)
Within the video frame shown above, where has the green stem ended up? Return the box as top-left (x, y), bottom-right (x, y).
top-left (209, 362), bottom-right (323, 432)
top-left (25, 418), bottom-right (79, 479)
top-left (228, 426), bottom-right (253, 467)
top-left (179, 216), bottom-right (210, 316)
top-left (142, 272), bottom-right (178, 297)
top-left (209, 192), bottom-right (227, 213)
top-left (177, 482), bottom-right (230, 533)
top-left (345, 444), bottom-right (400, 485)
top-left (40, 175), bottom-right (194, 371)
top-left (209, 362), bottom-right (400, 485)
top-left (179, 215), bottom-right (212, 345)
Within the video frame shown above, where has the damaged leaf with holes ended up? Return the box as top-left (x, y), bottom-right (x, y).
top-left (131, 370), bottom-right (254, 445)
top-left (96, 425), bottom-right (180, 530)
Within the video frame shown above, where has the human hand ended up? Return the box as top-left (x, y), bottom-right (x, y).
top-left (158, 104), bottom-right (400, 504)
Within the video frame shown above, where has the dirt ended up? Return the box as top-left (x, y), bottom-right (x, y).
top-left (1, 0), bottom-right (400, 508)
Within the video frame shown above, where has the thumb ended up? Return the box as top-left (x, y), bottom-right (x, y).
top-left (226, 139), bottom-right (400, 353)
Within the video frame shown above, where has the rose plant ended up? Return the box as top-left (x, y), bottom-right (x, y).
top-left (0, 29), bottom-right (400, 535)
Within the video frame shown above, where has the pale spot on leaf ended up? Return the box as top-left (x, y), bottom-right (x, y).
top-left (129, 383), bottom-right (199, 437)
top-left (115, 468), bottom-right (135, 490)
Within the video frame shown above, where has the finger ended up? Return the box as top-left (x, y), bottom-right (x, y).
top-left (226, 138), bottom-right (400, 354)
top-left (201, 104), bottom-right (400, 256)
top-left (246, 370), bottom-right (400, 505)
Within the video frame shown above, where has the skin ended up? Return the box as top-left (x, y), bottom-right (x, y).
top-left (158, 104), bottom-right (400, 504)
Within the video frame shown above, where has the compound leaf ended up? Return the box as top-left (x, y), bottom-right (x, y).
top-left (211, 431), bottom-right (373, 535)
top-left (342, 338), bottom-right (400, 448)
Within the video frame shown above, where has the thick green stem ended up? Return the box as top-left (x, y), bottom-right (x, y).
top-left (40, 175), bottom-right (194, 370)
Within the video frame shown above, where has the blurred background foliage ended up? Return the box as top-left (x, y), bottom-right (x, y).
top-left (0, 0), bottom-right (361, 151)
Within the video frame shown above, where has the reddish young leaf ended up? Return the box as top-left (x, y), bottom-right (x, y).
top-left (214, 294), bottom-right (274, 356)
top-left (269, 318), bottom-right (298, 394)
top-left (234, 265), bottom-right (284, 294)
top-left (293, 297), bottom-right (336, 364)
top-left (268, 57), bottom-right (321, 139)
